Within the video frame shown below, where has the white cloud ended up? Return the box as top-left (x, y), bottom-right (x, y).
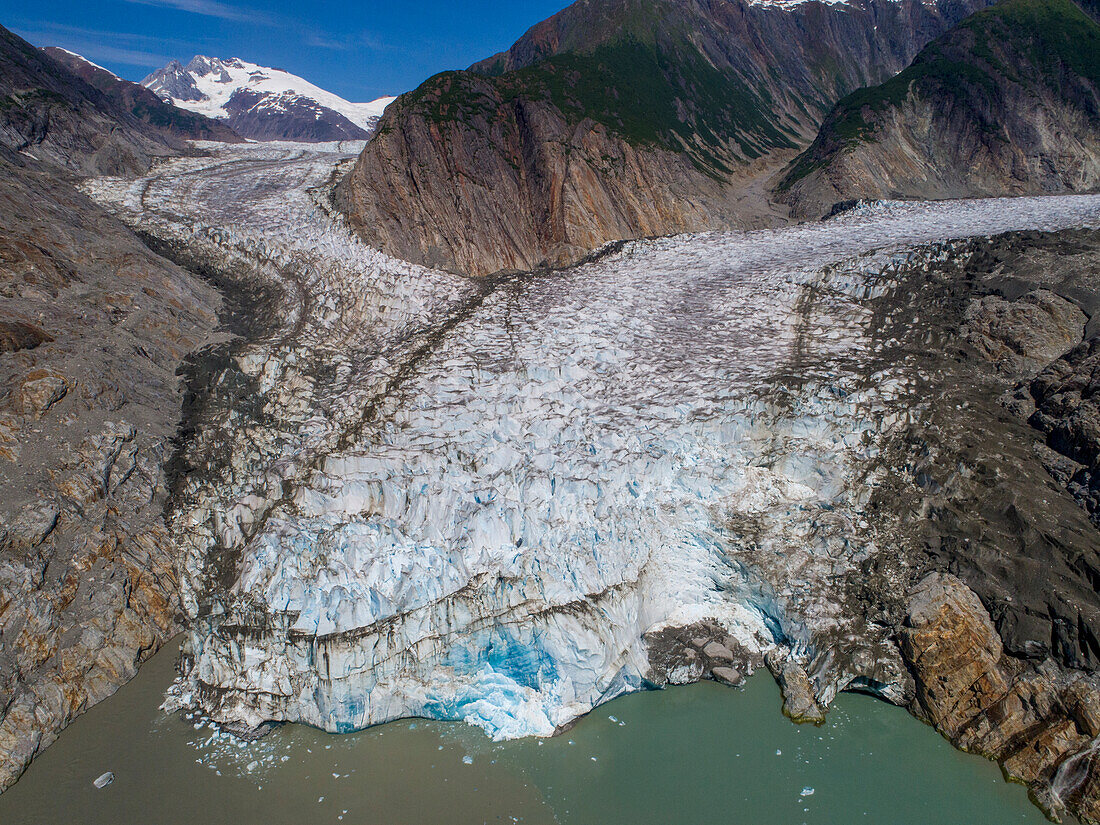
top-left (120, 0), bottom-right (279, 26)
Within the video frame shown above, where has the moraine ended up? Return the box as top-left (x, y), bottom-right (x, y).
top-left (82, 142), bottom-right (1100, 743)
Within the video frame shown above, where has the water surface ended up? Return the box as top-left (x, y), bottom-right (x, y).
top-left (1, 638), bottom-right (1047, 825)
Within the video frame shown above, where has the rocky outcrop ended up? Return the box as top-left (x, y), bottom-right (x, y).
top-left (765, 650), bottom-right (826, 724)
top-left (1026, 336), bottom-right (1100, 524)
top-left (0, 150), bottom-right (220, 791)
top-left (337, 0), bottom-right (997, 275)
top-left (964, 289), bottom-right (1086, 377)
top-left (778, 0), bottom-right (1100, 217)
top-left (41, 47), bottom-right (243, 144)
top-left (0, 26), bottom-right (181, 176)
top-left (337, 92), bottom-right (768, 275)
top-left (901, 573), bottom-right (1100, 823)
top-left (0, 322), bottom-right (52, 355)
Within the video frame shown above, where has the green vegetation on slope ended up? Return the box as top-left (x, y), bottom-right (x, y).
top-left (779, 0), bottom-right (1100, 189)
top-left (397, 36), bottom-right (798, 179)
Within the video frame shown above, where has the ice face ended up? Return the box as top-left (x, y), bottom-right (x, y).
top-left (83, 144), bottom-right (1100, 738)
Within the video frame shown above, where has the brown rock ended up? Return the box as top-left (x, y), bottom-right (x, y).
top-left (0, 321), bottom-right (52, 354)
top-left (765, 650), bottom-right (826, 725)
top-left (964, 290), bottom-right (1086, 377)
top-left (901, 573), bottom-right (1100, 823)
top-left (710, 666), bottom-right (744, 686)
top-left (702, 641), bottom-right (736, 663)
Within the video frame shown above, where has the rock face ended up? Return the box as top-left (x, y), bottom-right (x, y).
top-left (964, 289), bottom-right (1086, 377)
top-left (336, 0), bottom-right (997, 276)
top-left (41, 48), bottom-right (243, 144)
top-left (141, 56), bottom-right (394, 142)
top-left (871, 228), bottom-right (1100, 677)
top-left (778, 0), bottom-right (1100, 217)
top-left (1028, 336), bottom-right (1100, 524)
top-left (0, 25), bottom-right (180, 176)
top-left (901, 573), bottom-right (1100, 823)
top-left (0, 150), bottom-right (220, 791)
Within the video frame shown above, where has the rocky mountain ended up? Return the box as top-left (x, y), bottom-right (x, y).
top-left (0, 146), bottom-right (220, 792)
top-left (0, 24), bottom-right (181, 175)
top-left (335, 0), bottom-right (998, 276)
top-left (141, 56), bottom-right (395, 142)
top-left (777, 0), bottom-right (1100, 216)
top-left (42, 47), bottom-right (243, 144)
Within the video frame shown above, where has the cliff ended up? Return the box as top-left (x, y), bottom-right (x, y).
top-left (0, 24), bottom-right (222, 792)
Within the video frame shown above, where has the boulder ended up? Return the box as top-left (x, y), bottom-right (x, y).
top-left (17, 370), bottom-right (68, 418)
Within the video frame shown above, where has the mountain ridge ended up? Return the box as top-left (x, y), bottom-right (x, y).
top-left (776, 0), bottom-right (1100, 214)
top-left (336, 0), bottom-right (998, 276)
top-left (42, 47), bottom-right (243, 145)
top-left (0, 24), bottom-right (181, 175)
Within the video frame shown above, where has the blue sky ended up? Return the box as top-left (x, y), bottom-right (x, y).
top-left (4, 0), bottom-right (569, 101)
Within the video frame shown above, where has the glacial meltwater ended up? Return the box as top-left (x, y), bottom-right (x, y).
top-left (0, 638), bottom-right (1046, 825)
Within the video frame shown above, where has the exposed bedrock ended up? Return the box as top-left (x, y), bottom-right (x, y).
top-left (901, 573), bottom-right (1100, 823)
top-left (335, 98), bottom-right (765, 277)
top-left (0, 152), bottom-right (220, 792)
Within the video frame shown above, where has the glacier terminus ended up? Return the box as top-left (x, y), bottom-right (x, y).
top-left (82, 141), bottom-right (1100, 742)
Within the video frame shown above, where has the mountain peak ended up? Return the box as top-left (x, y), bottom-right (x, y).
top-left (142, 56), bottom-right (395, 142)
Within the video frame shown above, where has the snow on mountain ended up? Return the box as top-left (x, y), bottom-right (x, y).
top-left (48, 47), bottom-right (118, 78)
top-left (141, 56), bottom-right (395, 142)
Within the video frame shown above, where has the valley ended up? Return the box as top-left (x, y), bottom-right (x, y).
top-left (2, 0), bottom-right (1100, 820)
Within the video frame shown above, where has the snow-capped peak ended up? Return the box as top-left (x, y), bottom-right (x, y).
top-left (142, 55), bottom-right (394, 133)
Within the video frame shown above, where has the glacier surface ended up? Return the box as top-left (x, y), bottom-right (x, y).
top-left (84, 142), bottom-right (1100, 739)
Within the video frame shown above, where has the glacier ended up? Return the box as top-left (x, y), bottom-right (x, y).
top-left (83, 142), bottom-right (1100, 739)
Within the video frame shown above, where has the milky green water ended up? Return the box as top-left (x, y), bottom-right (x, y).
top-left (0, 638), bottom-right (1048, 825)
